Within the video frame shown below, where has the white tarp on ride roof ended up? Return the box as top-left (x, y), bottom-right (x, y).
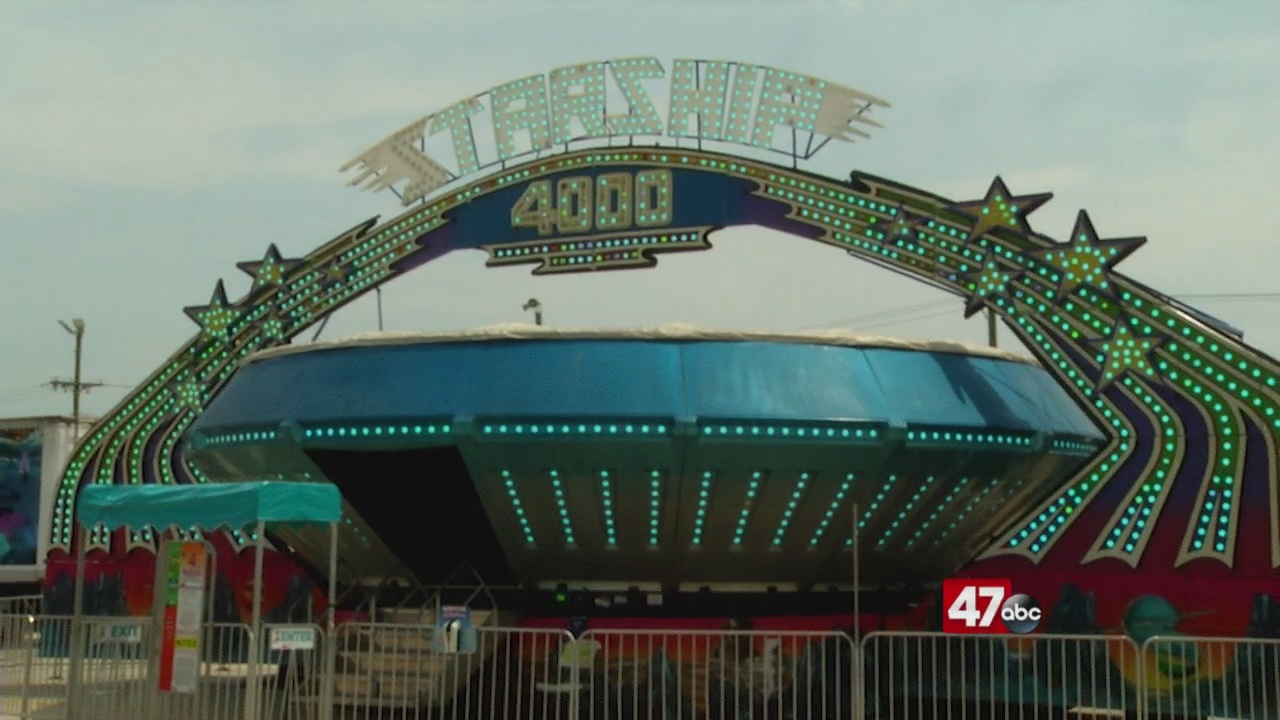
top-left (243, 323), bottom-right (1038, 367)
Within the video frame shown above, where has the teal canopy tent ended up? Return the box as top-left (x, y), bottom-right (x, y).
top-left (77, 480), bottom-right (342, 530)
top-left (70, 480), bottom-right (343, 720)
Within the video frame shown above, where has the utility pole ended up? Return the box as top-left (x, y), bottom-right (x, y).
top-left (49, 318), bottom-right (102, 431)
top-left (987, 309), bottom-right (998, 348)
top-left (522, 298), bottom-right (543, 326)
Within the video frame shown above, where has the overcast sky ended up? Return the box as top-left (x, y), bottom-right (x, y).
top-left (2, 0), bottom-right (1277, 420)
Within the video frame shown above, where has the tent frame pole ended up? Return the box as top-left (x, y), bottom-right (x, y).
top-left (148, 533), bottom-right (169, 720)
top-left (320, 522), bottom-right (339, 720)
top-left (68, 524), bottom-right (89, 720)
top-left (244, 520), bottom-right (266, 720)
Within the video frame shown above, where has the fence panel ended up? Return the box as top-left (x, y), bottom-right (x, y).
top-left (0, 616), bottom-right (257, 720)
top-left (249, 623), bottom-right (326, 720)
top-left (862, 630), bottom-right (1141, 719)
top-left (1, 613), bottom-right (72, 720)
top-left (0, 596), bottom-right (42, 617)
top-left (325, 621), bottom-right (571, 719)
top-left (1141, 634), bottom-right (1280, 720)
top-left (67, 616), bottom-right (153, 720)
top-left (574, 628), bottom-right (857, 720)
top-left (144, 621), bottom-right (255, 720)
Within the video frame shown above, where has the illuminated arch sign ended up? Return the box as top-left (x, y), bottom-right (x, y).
top-left (341, 57), bottom-right (889, 206)
top-left (339, 58), bottom-right (888, 275)
top-left (52, 57), bottom-right (1280, 588)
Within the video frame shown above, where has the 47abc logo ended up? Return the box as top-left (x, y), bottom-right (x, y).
top-left (942, 579), bottom-right (1042, 635)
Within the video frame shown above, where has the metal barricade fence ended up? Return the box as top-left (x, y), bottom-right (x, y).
top-left (861, 630), bottom-right (1142, 719)
top-left (574, 628), bottom-right (858, 720)
top-left (1142, 634), bottom-right (1280, 720)
top-left (1, 613), bottom-right (73, 720)
top-left (258, 623), bottom-right (325, 720)
top-left (0, 597), bottom-right (42, 617)
top-left (9, 617), bottom-right (1280, 719)
top-left (326, 621), bottom-right (572, 719)
top-left (149, 621), bottom-right (255, 720)
top-left (67, 616), bottom-right (153, 720)
top-left (0, 615), bottom-right (254, 720)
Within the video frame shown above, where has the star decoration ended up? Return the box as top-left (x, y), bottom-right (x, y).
top-left (170, 380), bottom-right (207, 411)
top-left (236, 244), bottom-right (302, 293)
top-left (321, 259), bottom-right (357, 290)
top-left (884, 205), bottom-right (927, 239)
top-left (183, 281), bottom-right (242, 341)
top-left (881, 205), bottom-right (928, 247)
top-left (947, 176), bottom-right (1053, 240)
top-left (1026, 210), bottom-right (1146, 302)
top-left (957, 259), bottom-right (1024, 318)
top-left (1088, 314), bottom-right (1168, 389)
top-left (260, 314), bottom-right (287, 342)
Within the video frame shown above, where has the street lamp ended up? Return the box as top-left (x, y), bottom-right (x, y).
top-left (522, 298), bottom-right (543, 326)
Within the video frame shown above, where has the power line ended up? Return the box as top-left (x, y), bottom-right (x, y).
top-left (1175, 293), bottom-right (1280, 302)
top-left (0, 385), bottom-right (49, 403)
top-left (0, 382), bottom-right (130, 397)
top-left (47, 379), bottom-right (105, 394)
top-left (798, 291), bottom-right (1280, 334)
top-left (5, 291), bottom-right (1276, 404)
top-left (856, 307), bottom-right (959, 332)
top-left (0, 383), bottom-right (127, 414)
top-left (797, 299), bottom-right (953, 331)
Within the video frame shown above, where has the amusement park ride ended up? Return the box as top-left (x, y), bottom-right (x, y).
top-left (42, 57), bottom-right (1279, 681)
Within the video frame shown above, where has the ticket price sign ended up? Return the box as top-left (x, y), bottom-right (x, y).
top-left (942, 579), bottom-right (1042, 635)
top-left (158, 542), bottom-right (207, 693)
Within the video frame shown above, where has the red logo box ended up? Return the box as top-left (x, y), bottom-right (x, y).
top-left (942, 578), bottom-right (1012, 634)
